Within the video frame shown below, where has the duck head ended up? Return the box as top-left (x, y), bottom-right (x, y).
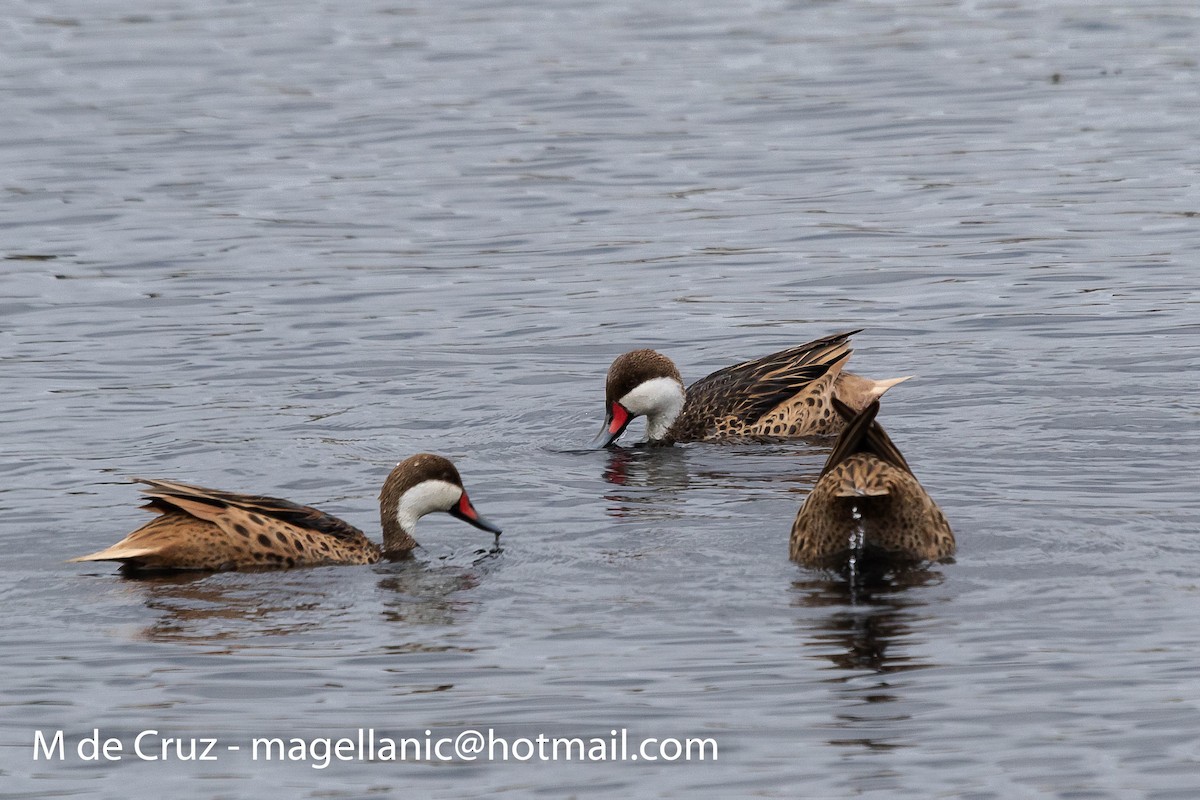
top-left (591, 349), bottom-right (686, 447)
top-left (379, 453), bottom-right (501, 553)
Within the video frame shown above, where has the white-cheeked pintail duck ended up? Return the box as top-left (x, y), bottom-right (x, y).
top-left (592, 330), bottom-right (910, 446)
top-left (789, 398), bottom-right (954, 568)
top-left (70, 453), bottom-right (501, 574)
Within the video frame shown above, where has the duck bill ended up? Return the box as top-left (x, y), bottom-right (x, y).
top-left (449, 492), bottom-right (502, 535)
top-left (590, 401), bottom-right (632, 448)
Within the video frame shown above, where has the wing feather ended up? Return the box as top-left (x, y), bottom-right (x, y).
top-left (685, 330), bottom-right (860, 425)
top-left (134, 478), bottom-right (364, 541)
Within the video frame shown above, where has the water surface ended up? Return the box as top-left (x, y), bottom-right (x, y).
top-left (3, 0), bottom-right (1199, 797)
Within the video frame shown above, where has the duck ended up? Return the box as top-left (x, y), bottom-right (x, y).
top-left (789, 398), bottom-right (954, 568)
top-left (591, 330), bottom-right (910, 446)
top-left (70, 453), bottom-right (502, 574)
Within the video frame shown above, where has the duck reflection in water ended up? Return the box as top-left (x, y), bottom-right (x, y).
top-left (600, 445), bottom-right (692, 520)
top-left (792, 566), bottom-right (944, 755)
top-left (601, 444), bottom-right (691, 488)
top-left (600, 441), bottom-right (828, 525)
top-left (378, 546), bottom-right (502, 627)
top-left (793, 566), bottom-right (942, 673)
top-left (122, 548), bottom-right (501, 644)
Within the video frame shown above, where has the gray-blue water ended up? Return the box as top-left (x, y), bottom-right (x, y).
top-left (3, 0), bottom-right (1199, 797)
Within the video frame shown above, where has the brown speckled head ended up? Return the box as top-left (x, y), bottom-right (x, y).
top-left (379, 453), bottom-right (501, 555)
top-left (592, 350), bottom-right (687, 447)
top-left (380, 453), bottom-right (465, 503)
top-left (604, 349), bottom-right (683, 405)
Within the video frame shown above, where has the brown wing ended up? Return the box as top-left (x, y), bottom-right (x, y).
top-left (685, 330), bottom-right (860, 426)
top-left (135, 478), bottom-right (365, 541)
top-left (823, 398), bottom-right (913, 476)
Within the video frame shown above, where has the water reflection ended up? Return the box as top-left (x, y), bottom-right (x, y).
top-left (377, 553), bottom-right (496, 627)
top-left (601, 445), bottom-right (691, 489)
top-left (116, 555), bottom-right (500, 644)
top-left (123, 571), bottom-right (342, 644)
top-left (600, 446), bottom-right (693, 520)
top-left (792, 568), bottom-right (944, 752)
top-left (794, 568), bottom-right (941, 673)
top-left (599, 443), bottom-right (829, 526)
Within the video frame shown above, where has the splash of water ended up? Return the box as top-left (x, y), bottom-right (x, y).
top-left (847, 504), bottom-right (866, 591)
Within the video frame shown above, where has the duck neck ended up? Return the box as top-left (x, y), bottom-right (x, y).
top-left (627, 378), bottom-right (685, 442)
top-left (379, 501), bottom-right (418, 555)
top-left (646, 406), bottom-right (680, 441)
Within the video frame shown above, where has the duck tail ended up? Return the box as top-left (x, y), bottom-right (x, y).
top-left (69, 544), bottom-right (158, 563)
top-left (867, 374), bottom-right (913, 399)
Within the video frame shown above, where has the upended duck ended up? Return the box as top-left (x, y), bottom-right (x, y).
top-left (592, 330), bottom-right (910, 447)
top-left (789, 399), bottom-right (954, 568)
top-left (70, 453), bottom-right (501, 573)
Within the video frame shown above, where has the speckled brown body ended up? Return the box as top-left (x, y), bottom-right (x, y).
top-left (71, 479), bottom-right (385, 572)
top-left (663, 331), bottom-right (906, 442)
top-left (71, 454), bottom-right (500, 574)
top-left (789, 400), bottom-right (954, 567)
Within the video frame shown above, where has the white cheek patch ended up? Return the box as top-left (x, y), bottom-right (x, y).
top-left (619, 377), bottom-right (685, 439)
top-left (396, 479), bottom-right (463, 533)
top-left (618, 377), bottom-right (684, 415)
